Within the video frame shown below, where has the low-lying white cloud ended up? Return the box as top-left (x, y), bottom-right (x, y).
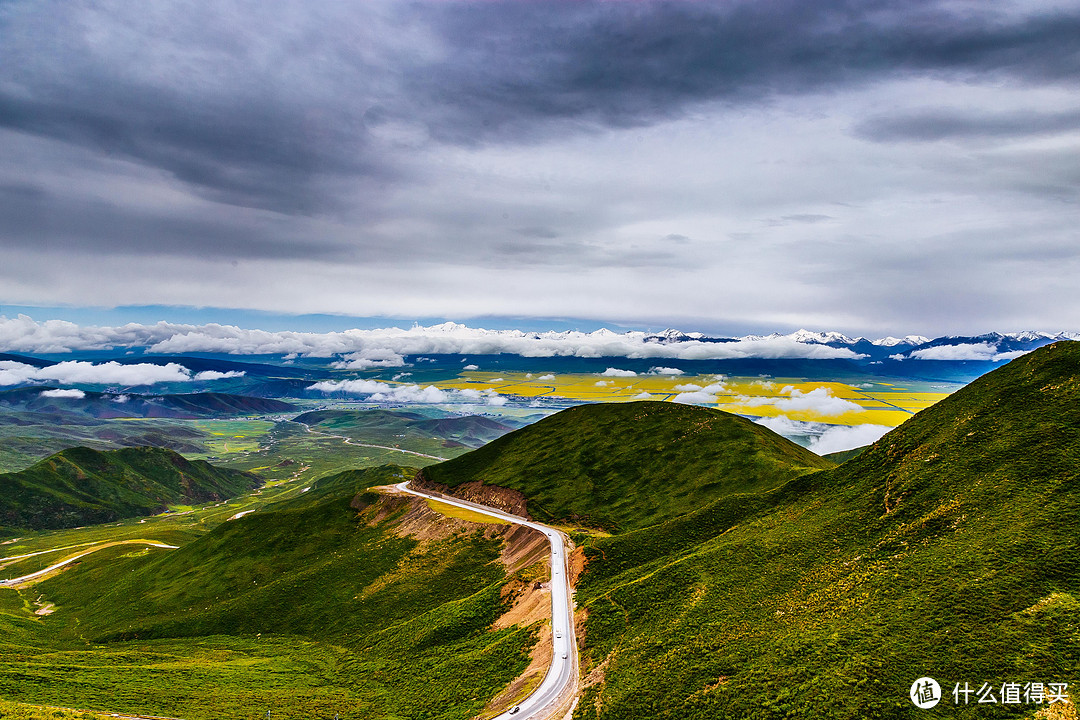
top-left (459, 388), bottom-right (508, 406)
top-left (671, 381), bottom-right (728, 405)
top-left (753, 415), bottom-right (892, 455)
top-left (0, 360), bottom-right (193, 386)
top-left (310, 379), bottom-right (507, 406)
top-left (332, 348), bottom-right (407, 370)
top-left (899, 343), bottom-right (1032, 362)
top-left (0, 315), bottom-right (870, 361)
top-left (40, 388), bottom-right (86, 399)
top-left (649, 366), bottom-right (685, 375)
top-left (600, 367), bottom-right (637, 377)
top-left (463, 364), bottom-right (480, 370)
top-left (736, 386), bottom-right (862, 416)
top-left (194, 370), bottom-right (246, 381)
top-left (809, 423), bottom-right (893, 455)
top-left (537, 373), bottom-right (556, 381)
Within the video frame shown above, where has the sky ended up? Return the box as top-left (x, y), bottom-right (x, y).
top-left (2, 0), bottom-right (1079, 337)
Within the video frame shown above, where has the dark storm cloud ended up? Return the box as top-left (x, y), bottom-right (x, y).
top-left (2, 1), bottom-right (1079, 216)
top-left (855, 108), bottom-right (1080, 142)
top-left (411, 0), bottom-right (1080, 143)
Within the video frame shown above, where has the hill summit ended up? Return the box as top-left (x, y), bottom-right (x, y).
top-left (420, 400), bottom-right (834, 532)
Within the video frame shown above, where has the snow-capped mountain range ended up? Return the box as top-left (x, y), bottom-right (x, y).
top-left (0, 314), bottom-right (1076, 365)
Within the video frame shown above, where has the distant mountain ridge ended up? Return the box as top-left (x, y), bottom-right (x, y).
top-left (0, 446), bottom-right (261, 529)
top-left (644, 327), bottom-right (1079, 358)
top-left (0, 388), bottom-right (295, 418)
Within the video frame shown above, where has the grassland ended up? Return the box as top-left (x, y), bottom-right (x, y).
top-left (0, 466), bottom-right (537, 720)
top-left (570, 342), bottom-right (1080, 719)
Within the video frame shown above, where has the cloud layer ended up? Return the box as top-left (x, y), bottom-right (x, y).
top-left (735, 386), bottom-right (864, 417)
top-left (0, 315), bottom-right (868, 360)
top-left (754, 416), bottom-right (893, 455)
top-left (0, 360), bottom-right (193, 386)
top-left (309, 379), bottom-right (506, 406)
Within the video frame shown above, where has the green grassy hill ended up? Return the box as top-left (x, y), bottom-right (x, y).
top-left (293, 408), bottom-right (517, 449)
top-left (573, 341), bottom-right (1080, 719)
top-left (0, 465), bottom-right (536, 720)
top-left (421, 401), bottom-right (835, 532)
top-left (0, 446), bottom-right (261, 529)
top-left (822, 445), bottom-right (869, 464)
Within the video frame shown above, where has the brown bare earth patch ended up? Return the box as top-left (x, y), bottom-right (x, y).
top-left (500, 524), bottom-right (549, 574)
top-left (574, 606), bottom-right (589, 654)
top-left (494, 576), bottom-right (551, 630)
top-left (568, 545), bottom-right (587, 586)
top-left (371, 486), bottom-right (548, 572)
top-left (412, 471), bottom-right (530, 516)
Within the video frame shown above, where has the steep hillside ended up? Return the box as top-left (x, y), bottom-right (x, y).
top-left (421, 401), bottom-right (834, 532)
top-left (0, 446), bottom-right (261, 529)
top-left (573, 342), bottom-right (1080, 719)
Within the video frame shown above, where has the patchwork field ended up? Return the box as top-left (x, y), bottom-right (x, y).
top-left (434, 371), bottom-right (960, 428)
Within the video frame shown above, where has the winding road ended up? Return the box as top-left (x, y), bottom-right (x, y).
top-left (0, 540), bottom-right (178, 586)
top-left (296, 421), bottom-right (450, 461)
top-left (396, 481), bottom-right (578, 720)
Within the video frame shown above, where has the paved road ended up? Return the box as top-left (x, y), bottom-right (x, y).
top-left (0, 541), bottom-right (178, 586)
top-left (296, 422), bottom-right (449, 461)
top-left (396, 481), bottom-right (578, 720)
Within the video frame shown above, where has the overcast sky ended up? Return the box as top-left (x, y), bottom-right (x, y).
top-left (2, 0), bottom-right (1078, 336)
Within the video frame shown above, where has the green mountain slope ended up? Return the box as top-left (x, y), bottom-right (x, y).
top-left (421, 401), bottom-right (835, 532)
top-left (573, 341), bottom-right (1080, 719)
top-left (0, 465), bottom-right (536, 720)
top-left (0, 446), bottom-right (261, 529)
